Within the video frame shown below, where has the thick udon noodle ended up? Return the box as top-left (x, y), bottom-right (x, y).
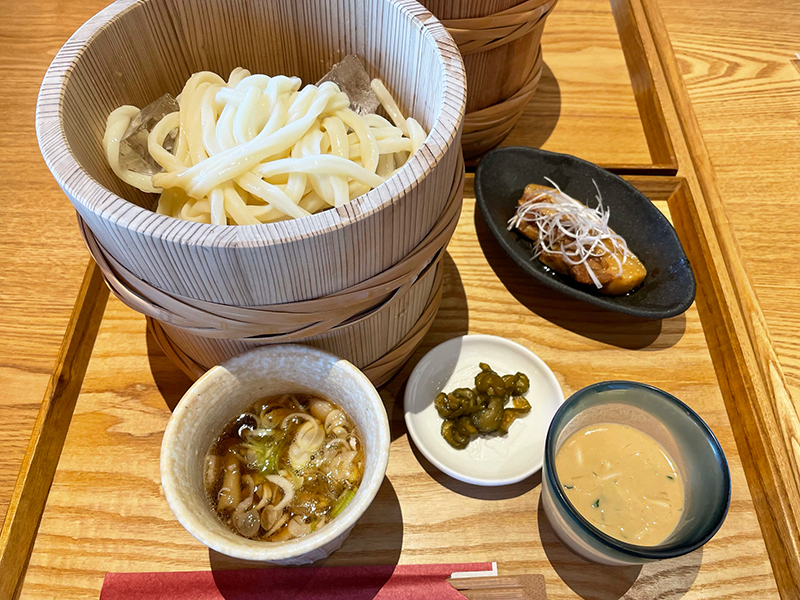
top-left (103, 68), bottom-right (427, 225)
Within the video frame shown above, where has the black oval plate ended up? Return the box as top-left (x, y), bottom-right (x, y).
top-left (474, 147), bottom-right (696, 319)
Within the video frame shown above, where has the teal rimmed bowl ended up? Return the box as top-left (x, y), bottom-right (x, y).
top-left (541, 381), bottom-right (730, 565)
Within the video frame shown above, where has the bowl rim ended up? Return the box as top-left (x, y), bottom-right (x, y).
top-left (35, 0), bottom-right (466, 249)
top-left (159, 344), bottom-right (391, 561)
top-left (404, 333), bottom-right (565, 486)
top-left (544, 380), bottom-right (732, 559)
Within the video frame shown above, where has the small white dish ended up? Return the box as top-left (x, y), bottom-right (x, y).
top-left (404, 334), bottom-right (564, 486)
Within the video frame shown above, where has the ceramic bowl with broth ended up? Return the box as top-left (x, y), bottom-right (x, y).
top-left (541, 381), bottom-right (731, 565)
top-left (160, 345), bottom-right (390, 564)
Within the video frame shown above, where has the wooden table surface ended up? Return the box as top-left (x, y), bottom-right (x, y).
top-left (0, 0), bottom-right (797, 597)
top-left (657, 0), bottom-right (800, 404)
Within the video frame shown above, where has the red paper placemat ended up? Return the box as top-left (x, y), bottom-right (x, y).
top-left (100, 562), bottom-right (493, 600)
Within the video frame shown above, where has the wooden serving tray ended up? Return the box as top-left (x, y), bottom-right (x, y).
top-left (13, 177), bottom-right (778, 599)
top-left (2, 0), bottom-right (794, 597)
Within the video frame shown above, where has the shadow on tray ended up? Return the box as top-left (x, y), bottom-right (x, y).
top-left (146, 327), bottom-right (194, 411)
top-left (408, 436), bottom-right (541, 501)
top-left (501, 61), bottom-right (562, 151)
top-left (473, 208), bottom-right (687, 351)
top-left (466, 61), bottom-right (561, 171)
top-left (537, 496), bottom-right (701, 600)
top-left (382, 252), bottom-right (469, 442)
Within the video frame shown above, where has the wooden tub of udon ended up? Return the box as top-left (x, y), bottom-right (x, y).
top-left (418, 0), bottom-right (557, 158)
top-left (36, 0), bottom-right (466, 308)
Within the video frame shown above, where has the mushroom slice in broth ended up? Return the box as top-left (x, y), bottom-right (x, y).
top-left (205, 393), bottom-right (364, 541)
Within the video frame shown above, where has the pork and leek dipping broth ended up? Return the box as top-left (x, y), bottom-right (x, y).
top-left (555, 423), bottom-right (685, 545)
top-left (205, 393), bottom-right (364, 541)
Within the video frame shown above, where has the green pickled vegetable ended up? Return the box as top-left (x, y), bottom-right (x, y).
top-left (455, 415), bottom-right (479, 437)
top-left (475, 363), bottom-right (506, 397)
top-left (471, 397), bottom-right (504, 433)
top-left (435, 363), bottom-right (533, 450)
top-left (498, 397), bottom-right (532, 434)
top-left (505, 372), bottom-right (530, 396)
top-left (434, 387), bottom-right (480, 419)
top-left (442, 419), bottom-right (470, 449)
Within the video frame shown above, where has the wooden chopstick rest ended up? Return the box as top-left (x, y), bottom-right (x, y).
top-left (447, 574), bottom-right (547, 600)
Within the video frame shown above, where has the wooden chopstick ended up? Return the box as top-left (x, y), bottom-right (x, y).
top-left (447, 574), bottom-right (547, 600)
top-left (454, 589), bottom-right (528, 600)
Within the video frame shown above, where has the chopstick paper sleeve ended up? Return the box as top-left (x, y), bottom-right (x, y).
top-left (100, 562), bottom-right (492, 600)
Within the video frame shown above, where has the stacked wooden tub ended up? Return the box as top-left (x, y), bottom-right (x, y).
top-left (419, 0), bottom-right (558, 158)
top-left (37, 0), bottom-right (467, 385)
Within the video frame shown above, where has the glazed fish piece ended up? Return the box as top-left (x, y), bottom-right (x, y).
top-left (508, 181), bottom-right (646, 296)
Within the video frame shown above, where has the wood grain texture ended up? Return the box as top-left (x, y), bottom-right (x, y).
top-left (656, 0), bottom-right (800, 461)
top-left (609, 0), bottom-right (676, 170)
top-left (16, 178), bottom-right (778, 599)
top-left (460, 45), bottom-right (546, 158)
top-left (622, 0), bottom-right (800, 593)
top-left (0, 263), bottom-right (108, 600)
top-left (156, 257), bottom-right (442, 383)
top-left (652, 1), bottom-right (800, 425)
top-left (449, 574), bottom-right (547, 600)
top-left (77, 162), bottom-right (462, 340)
top-left (149, 258), bottom-right (443, 388)
top-left (37, 0), bottom-right (466, 307)
top-left (4, 1), bottom-right (794, 598)
top-left (420, 0), bottom-right (554, 109)
top-left (0, 0), bottom-right (119, 536)
top-left (498, 0), bottom-right (653, 167)
top-left (419, 0), bottom-right (557, 157)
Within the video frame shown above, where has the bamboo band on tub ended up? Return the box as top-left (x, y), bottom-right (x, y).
top-left (78, 156), bottom-right (464, 341)
top-left (433, 0), bottom-right (555, 157)
top-left (440, 0), bottom-right (557, 55)
top-left (147, 262), bottom-right (444, 386)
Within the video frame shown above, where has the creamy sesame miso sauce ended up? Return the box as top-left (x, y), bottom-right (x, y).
top-left (555, 423), bottom-right (684, 545)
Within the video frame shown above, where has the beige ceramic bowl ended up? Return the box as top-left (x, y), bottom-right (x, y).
top-left (160, 345), bottom-right (390, 564)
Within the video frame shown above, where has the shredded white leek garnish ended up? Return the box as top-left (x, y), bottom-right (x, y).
top-left (507, 178), bottom-right (630, 289)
